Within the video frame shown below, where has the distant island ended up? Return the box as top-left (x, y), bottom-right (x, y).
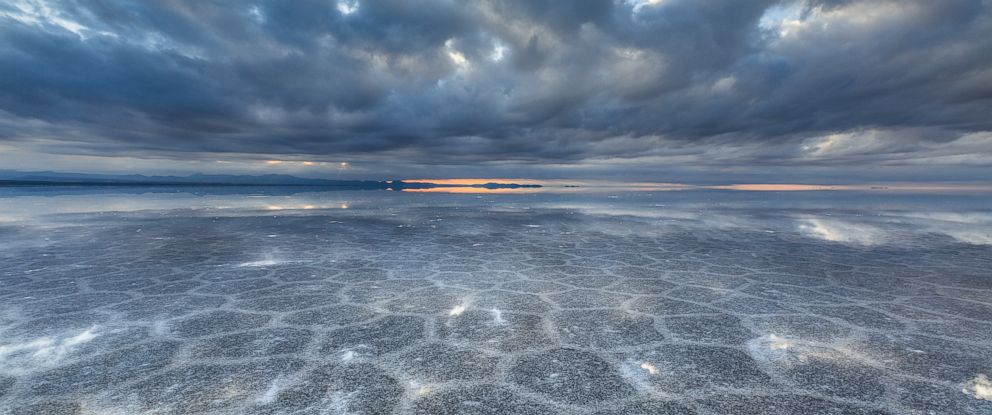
top-left (0, 171), bottom-right (541, 191)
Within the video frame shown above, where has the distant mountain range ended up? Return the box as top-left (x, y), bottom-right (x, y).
top-left (0, 171), bottom-right (540, 189)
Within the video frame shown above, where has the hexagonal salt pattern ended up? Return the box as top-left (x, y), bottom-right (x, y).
top-left (0, 192), bottom-right (990, 415)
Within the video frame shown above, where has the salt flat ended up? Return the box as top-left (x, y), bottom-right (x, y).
top-left (0, 188), bottom-right (990, 414)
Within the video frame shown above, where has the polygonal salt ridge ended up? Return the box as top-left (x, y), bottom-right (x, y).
top-left (232, 292), bottom-right (340, 312)
top-left (194, 278), bottom-right (279, 295)
top-left (388, 268), bottom-right (442, 280)
top-left (320, 315), bottom-right (427, 357)
top-left (566, 258), bottom-right (628, 270)
top-left (243, 361), bottom-right (403, 414)
top-left (384, 286), bottom-right (473, 314)
top-left (605, 278), bottom-right (675, 296)
top-left (3, 206), bottom-right (988, 412)
top-left (889, 377), bottom-right (991, 415)
top-left (626, 296), bottom-right (724, 317)
top-left (662, 313), bottom-right (755, 346)
top-left (695, 263), bottom-right (758, 276)
top-left (553, 274), bottom-right (618, 289)
top-left (233, 279), bottom-right (343, 298)
top-left (5, 277), bottom-right (79, 292)
top-left (500, 279), bottom-right (572, 294)
top-left (411, 383), bottom-right (562, 414)
top-left (800, 305), bottom-right (908, 331)
top-left (0, 374), bottom-right (14, 397)
top-left (847, 333), bottom-right (992, 383)
top-left (914, 317), bottom-right (992, 344)
top-left (96, 357), bottom-right (309, 414)
top-left (747, 335), bottom-right (891, 401)
top-left (187, 327), bottom-right (315, 361)
top-left (87, 277), bottom-right (159, 291)
top-left (746, 315), bottom-right (852, 344)
top-left (264, 265), bottom-right (337, 282)
top-left (430, 270), bottom-right (518, 290)
top-left (19, 293), bottom-right (134, 318)
top-left (389, 342), bottom-right (502, 383)
top-left (932, 287), bottom-right (992, 306)
top-left (437, 308), bottom-right (552, 353)
top-left (280, 304), bottom-right (380, 327)
top-left (166, 310), bottom-right (273, 338)
top-left (435, 262), bottom-right (487, 273)
top-left (838, 277), bottom-right (933, 296)
top-left (741, 271), bottom-right (830, 286)
top-left (611, 343), bottom-right (781, 396)
top-left (710, 294), bottom-right (798, 316)
top-left (694, 394), bottom-right (890, 414)
top-left (662, 285), bottom-right (735, 303)
top-left (509, 348), bottom-right (637, 405)
top-left (547, 289), bottom-right (632, 309)
top-left (744, 331), bottom-right (990, 406)
top-left (197, 267), bottom-right (273, 283)
top-left (585, 398), bottom-right (698, 415)
top-left (608, 266), bottom-right (662, 281)
top-left (0, 323), bottom-right (150, 376)
top-left (136, 280), bottom-right (204, 295)
top-left (693, 268), bottom-right (762, 286)
top-left (108, 293), bottom-right (228, 321)
top-left (333, 268), bottom-right (391, 284)
top-left (740, 283), bottom-right (849, 305)
top-left (600, 253), bottom-right (658, 267)
top-left (24, 340), bottom-right (181, 397)
top-left (342, 279), bottom-right (436, 303)
top-left (908, 296), bottom-right (992, 322)
top-left (0, 275), bottom-right (34, 288)
top-left (471, 290), bottom-right (554, 314)
top-left (553, 309), bottom-right (664, 349)
top-left (362, 259), bottom-right (430, 270)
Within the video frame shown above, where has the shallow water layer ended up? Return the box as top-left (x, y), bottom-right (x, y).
top-left (1, 187), bottom-right (991, 414)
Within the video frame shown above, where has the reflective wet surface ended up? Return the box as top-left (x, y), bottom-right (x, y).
top-left (1, 187), bottom-right (991, 414)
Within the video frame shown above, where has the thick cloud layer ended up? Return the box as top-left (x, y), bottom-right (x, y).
top-left (1, 0), bottom-right (990, 174)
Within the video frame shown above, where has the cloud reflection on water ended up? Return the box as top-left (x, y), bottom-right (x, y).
top-left (0, 186), bottom-right (990, 247)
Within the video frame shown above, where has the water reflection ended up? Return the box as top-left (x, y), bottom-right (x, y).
top-left (0, 325), bottom-right (99, 374)
top-left (2, 184), bottom-right (990, 413)
top-left (402, 186), bottom-right (545, 194)
top-left (0, 185), bottom-right (990, 248)
top-left (639, 361), bottom-right (659, 375)
top-left (797, 218), bottom-right (888, 246)
top-left (402, 179), bottom-right (992, 194)
top-left (964, 374), bottom-right (992, 401)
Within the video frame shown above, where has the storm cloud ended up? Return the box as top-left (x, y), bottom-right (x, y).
top-left (1, 0), bottom-right (991, 175)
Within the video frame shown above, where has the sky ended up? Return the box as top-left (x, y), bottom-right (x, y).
top-left (0, 0), bottom-right (991, 182)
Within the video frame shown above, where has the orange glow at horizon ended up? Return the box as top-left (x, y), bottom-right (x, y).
top-left (404, 178), bottom-right (546, 185)
top-left (402, 186), bottom-right (544, 194)
top-left (400, 180), bottom-right (992, 194)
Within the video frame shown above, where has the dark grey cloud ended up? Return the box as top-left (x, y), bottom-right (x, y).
top-left (0, 0), bottom-right (990, 173)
